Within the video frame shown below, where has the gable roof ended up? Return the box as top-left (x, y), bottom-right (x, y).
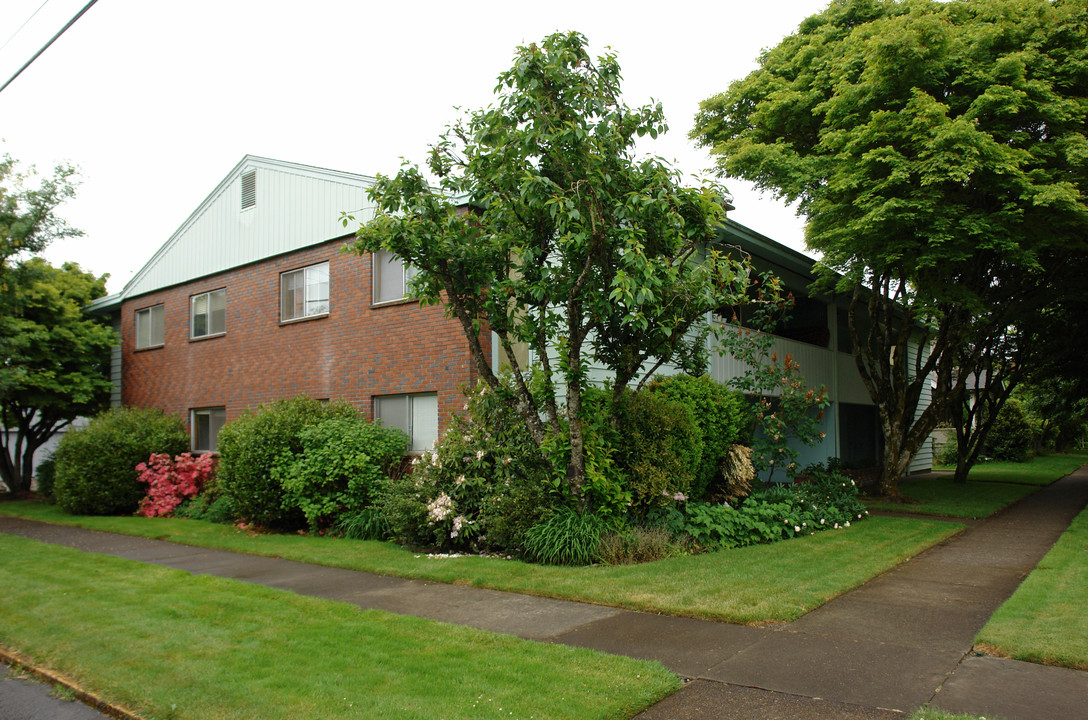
top-left (88, 155), bottom-right (379, 312)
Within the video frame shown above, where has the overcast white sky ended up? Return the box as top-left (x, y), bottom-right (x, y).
top-left (0, 0), bottom-right (829, 294)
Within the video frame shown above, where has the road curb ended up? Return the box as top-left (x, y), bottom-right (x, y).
top-left (0, 645), bottom-right (143, 720)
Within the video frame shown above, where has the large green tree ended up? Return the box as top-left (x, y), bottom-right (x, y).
top-left (0, 154), bottom-right (99, 493)
top-left (0, 154), bottom-right (81, 275)
top-left (693, 0), bottom-right (1088, 495)
top-left (351, 32), bottom-right (754, 505)
top-left (0, 258), bottom-right (115, 493)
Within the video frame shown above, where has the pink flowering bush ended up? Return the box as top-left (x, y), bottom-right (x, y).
top-left (136, 452), bottom-right (218, 518)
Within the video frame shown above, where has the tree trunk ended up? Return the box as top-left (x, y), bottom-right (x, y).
top-left (877, 416), bottom-right (915, 496)
top-left (0, 429), bottom-right (36, 494)
top-left (953, 444), bottom-right (971, 484)
top-left (565, 372), bottom-right (588, 511)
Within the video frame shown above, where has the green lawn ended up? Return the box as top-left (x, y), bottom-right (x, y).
top-left (0, 501), bottom-right (960, 624)
top-left (864, 477), bottom-right (1039, 518)
top-left (934, 452), bottom-right (1088, 486)
top-left (866, 452), bottom-right (1088, 519)
top-left (975, 502), bottom-right (1088, 670)
top-left (0, 533), bottom-right (677, 720)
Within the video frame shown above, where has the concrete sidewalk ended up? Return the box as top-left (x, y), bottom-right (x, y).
top-left (2, 466), bottom-right (1087, 720)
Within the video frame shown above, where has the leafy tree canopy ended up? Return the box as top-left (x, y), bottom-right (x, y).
top-left (351, 32), bottom-right (756, 504)
top-left (0, 154), bottom-right (81, 276)
top-left (0, 258), bottom-right (114, 493)
top-left (692, 0), bottom-right (1088, 494)
top-left (695, 0), bottom-right (1087, 301)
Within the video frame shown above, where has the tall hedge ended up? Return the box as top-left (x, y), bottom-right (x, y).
top-left (984, 397), bottom-right (1034, 462)
top-left (614, 389), bottom-right (703, 515)
top-left (216, 396), bottom-right (357, 529)
top-left (648, 374), bottom-right (751, 499)
top-left (53, 407), bottom-right (189, 515)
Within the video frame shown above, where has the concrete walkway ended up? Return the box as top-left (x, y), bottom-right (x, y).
top-left (2, 466), bottom-right (1087, 720)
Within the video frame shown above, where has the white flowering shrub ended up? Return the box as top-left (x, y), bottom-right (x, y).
top-left (377, 380), bottom-right (554, 551)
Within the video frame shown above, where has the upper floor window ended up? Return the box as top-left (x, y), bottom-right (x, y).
top-left (191, 407), bottom-right (226, 452)
top-left (191, 289), bottom-right (226, 338)
top-left (373, 250), bottom-right (418, 304)
top-left (281, 262), bottom-right (329, 322)
top-left (135, 304), bottom-right (164, 349)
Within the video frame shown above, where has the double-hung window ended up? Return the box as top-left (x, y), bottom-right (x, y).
top-left (373, 250), bottom-right (418, 304)
top-left (191, 289), bottom-right (226, 338)
top-left (191, 407), bottom-right (226, 452)
top-left (374, 393), bottom-right (438, 453)
top-left (281, 261), bottom-right (329, 321)
top-left (135, 304), bottom-right (165, 349)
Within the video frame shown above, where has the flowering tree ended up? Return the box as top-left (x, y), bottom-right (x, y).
top-left (350, 32), bottom-right (754, 507)
top-left (717, 323), bottom-right (829, 482)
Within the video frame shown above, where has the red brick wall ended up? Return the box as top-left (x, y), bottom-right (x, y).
top-left (120, 236), bottom-right (489, 437)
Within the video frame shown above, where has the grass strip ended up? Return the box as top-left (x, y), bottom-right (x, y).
top-left (867, 453), bottom-right (1088, 518)
top-left (910, 710), bottom-right (1001, 720)
top-left (864, 478), bottom-right (1039, 519)
top-left (0, 533), bottom-right (677, 720)
top-left (933, 452), bottom-right (1088, 486)
top-left (0, 502), bottom-right (960, 624)
top-left (974, 502), bottom-right (1088, 670)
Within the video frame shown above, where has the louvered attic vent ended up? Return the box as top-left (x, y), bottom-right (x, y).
top-left (241, 170), bottom-right (256, 210)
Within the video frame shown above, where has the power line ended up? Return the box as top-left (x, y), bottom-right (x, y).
top-left (0, 0), bottom-right (100, 96)
top-left (0, 0), bottom-right (53, 55)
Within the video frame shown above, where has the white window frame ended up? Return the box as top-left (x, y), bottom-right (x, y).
top-left (374, 392), bottom-right (438, 454)
top-left (135, 304), bottom-right (165, 349)
top-left (191, 407), bottom-right (227, 453)
top-left (373, 250), bottom-right (418, 305)
top-left (190, 288), bottom-right (226, 339)
top-left (280, 261), bottom-right (329, 322)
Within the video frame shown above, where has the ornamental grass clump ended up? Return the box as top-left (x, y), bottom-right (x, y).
top-left (522, 506), bottom-right (608, 566)
top-left (597, 525), bottom-right (678, 565)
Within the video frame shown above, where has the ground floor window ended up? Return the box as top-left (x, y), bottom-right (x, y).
top-left (374, 392), bottom-right (438, 453)
top-left (191, 407), bottom-right (226, 452)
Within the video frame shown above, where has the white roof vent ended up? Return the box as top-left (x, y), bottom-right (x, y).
top-left (241, 170), bottom-right (256, 210)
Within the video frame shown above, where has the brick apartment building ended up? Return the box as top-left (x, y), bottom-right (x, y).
top-left (87, 155), bottom-right (931, 473)
top-left (88, 155), bottom-right (488, 454)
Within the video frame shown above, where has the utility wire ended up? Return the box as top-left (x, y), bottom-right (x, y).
top-left (0, 0), bottom-right (53, 55)
top-left (0, 0), bottom-right (100, 96)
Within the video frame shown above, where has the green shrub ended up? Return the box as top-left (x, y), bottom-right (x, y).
top-left (173, 494), bottom-right (233, 524)
top-left (522, 507), bottom-right (607, 566)
top-left (654, 461), bottom-right (868, 551)
top-left (984, 398), bottom-right (1034, 462)
top-left (647, 374), bottom-right (750, 499)
top-left (33, 454), bottom-right (56, 500)
top-left (379, 379), bottom-right (556, 551)
top-left (273, 416), bottom-right (408, 530)
top-left (935, 438), bottom-right (959, 466)
top-left (53, 407), bottom-right (189, 515)
top-left (216, 396), bottom-right (357, 530)
top-left (613, 389), bottom-right (702, 516)
top-left (572, 387), bottom-right (633, 520)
